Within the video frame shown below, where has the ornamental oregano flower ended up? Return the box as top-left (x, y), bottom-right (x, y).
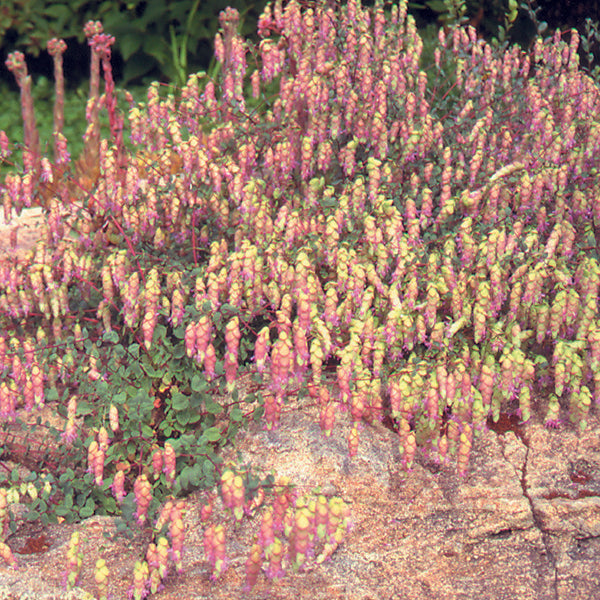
top-left (134, 474), bottom-right (152, 526)
top-left (163, 442), bottom-right (176, 486)
top-left (221, 469), bottom-right (245, 521)
top-left (130, 560), bottom-right (149, 600)
top-left (169, 500), bottom-right (186, 572)
top-left (94, 558), bottom-right (109, 600)
top-left (204, 524), bottom-right (227, 580)
top-left (152, 448), bottom-right (163, 480)
top-left (244, 543), bottom-right (262, 592)
top-left (112, 470), bottom-right (125, 503)
top-left (64, 531), bottom-right (83, 591)
top-left (0, 542), bottom-right (16, 568)
top-left (289, 505), bottom-right (313, 571)
top-left (224, 316), bottom-right (241, 389)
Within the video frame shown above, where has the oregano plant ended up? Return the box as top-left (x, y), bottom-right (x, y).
top-left (0, 0), bottom-right (599, 595)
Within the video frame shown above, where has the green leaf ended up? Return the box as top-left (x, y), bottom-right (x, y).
top-left (201, 468), bottom-right (215, 487)
top-left (143, 35), bottom-right (169, 64)
top-left (79, 497), bottom-right (96, 519)
top-left (253, 405), bottom-right (265, 422)
top-left (43, 4), bottom-right (71, 19)
top-left (95, 380), bottom-right (110, 397)
top-left (320, 195), bottom-right (338, 208)
top-left (584, 224), bottom-right (596, 248)
top-left (203, 426), bottom-right (222, 442)
top-left (122, 54), bottom-right (155, 85)
top-left (204, 398), bottom-right (223, 415)
top-left (189, 392), bottom-right (204, 409)
top-left (178, 467), bottom-right (190, 489)
top-left (202, 458), bottom-right (216, 479)
top-left (102, 330), bottom-right (120, 344)
top-left (191, 374), bottom-right (206, 392)
top-left (76, 401), bottom-right (94, 416)
top-left (113, 391), bottom-right (128, 405)
top-left (219, 303), bottom-right (240, 317)
top-left (54, 504), bottom-right (71, 517)
top-left (102, 496), bottom-right (117, 514)
top-left (41, 511), bottom-right (58, 525)
top-left (141, 424), bottom-right (155, 438)
top-left (25, 510), bottom-right (40, 521)
top-left (172, 325), bottom-right (186, 339)
top-left (154, 324), bottom-right (168, 342)
top-left (171, 391), bottom-right (189, 411)
top-left (173, 343), bottom-right (186, 359)
top-left (226, 421), bottom-right (240, 438)
top-left (186, 411), bottom-right (202, 425)
top-left (113, 344), bottom-right (126, 359)
top-left (133, 390), bottom-right (152, 408)
top-left (46, 388), bottom-right (59, 402)
top-left (119, 34), bottom-right (143, 61)
top-left (230, 407), bottom-right (243, 422)
top-left (64, 492), bottom-right (74, 509)
top-left (141, 359), bottom-right (161, 378)
top-left (175, 410), bottom-right (191, 426)
top-left (189, 463), bottom-right (202, 487)
top-left (129, 361), bottom-right (143, 378)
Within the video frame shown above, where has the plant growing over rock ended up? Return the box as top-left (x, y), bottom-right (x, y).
top-left (0, 0), bottom-right (599, 595)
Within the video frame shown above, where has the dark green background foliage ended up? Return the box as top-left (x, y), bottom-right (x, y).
top-left (1, 1), bottom-right (599, 89)
top-left (0, 0), bottom-right (269, 86)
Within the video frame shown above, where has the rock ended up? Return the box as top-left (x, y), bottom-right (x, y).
top-left (524, 421), bottom-right (600, 598)
top-left (0, 406), bottom-right (599, 600)
top-left (0, 207), bottom-right (45, 262)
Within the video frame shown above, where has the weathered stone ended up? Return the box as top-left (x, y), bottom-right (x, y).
top-left (0, 408), bottom-right (599, 600)
top-left (523, 420), bottom-right (600, 599)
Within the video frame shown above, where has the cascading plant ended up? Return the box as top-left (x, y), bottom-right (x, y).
top-left (0, 0), bottom-right (599, 595)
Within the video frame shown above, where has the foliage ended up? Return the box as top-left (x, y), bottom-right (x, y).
top-left (580, 17), bottom-right (600, 79)
top-left (1, 0), bottom-right (600, 595)
top-left (102, 0), bottom-right (269, 86)
top-left (413, 0), bottom-right (468, 26)
top-left (0, 77), bottom-right (147, 179)
top-left (0, 0), bottom-right (269, 86)
top-left (412, 0), bottom-right (542, 47)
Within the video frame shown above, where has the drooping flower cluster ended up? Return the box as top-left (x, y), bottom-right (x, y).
top-left (134, 474), bottom-right (153, 526)
top-left (197, 472), bottom-right (351, 590)
top-left (220, 468), bottom-right (246, 521)
top-left (203, 523), bottom-right (227, 580)
top-left (64, 531), bottom-right (83, 591)
top-left (94, 558), bottom-right (109, 600)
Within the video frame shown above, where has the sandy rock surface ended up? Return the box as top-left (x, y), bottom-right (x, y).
top-left (0, 207), bottom-right (45, 262)
top-left (0, 405), bottom-right (598, 600)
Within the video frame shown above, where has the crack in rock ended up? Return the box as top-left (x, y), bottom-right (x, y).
top-left (500, 429), bottom-right (559, 600)
top-left (521, 434), bottom-right (559, 600)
